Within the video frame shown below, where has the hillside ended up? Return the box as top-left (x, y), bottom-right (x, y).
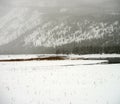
top-left (0, 8), bottom-right (120, 54)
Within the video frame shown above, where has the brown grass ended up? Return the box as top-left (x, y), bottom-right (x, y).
top-left (0, 56), bottom-right (119, 64)
top-left (0, 56), bottom-right (68, 62)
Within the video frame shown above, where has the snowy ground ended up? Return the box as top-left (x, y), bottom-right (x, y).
top-left (0, 54), bottom-right (120, 60)
top-left (69, 54), bottom-right (120, 59)
top-left (0, 54), bottom-right (120, 104)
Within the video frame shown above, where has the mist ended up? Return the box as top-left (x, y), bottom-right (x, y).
top-left (0, 0), bottom-right (120, 9)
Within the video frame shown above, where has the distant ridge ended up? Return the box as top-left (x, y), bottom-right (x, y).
top-left (0, 8), bottom-right (120, 54)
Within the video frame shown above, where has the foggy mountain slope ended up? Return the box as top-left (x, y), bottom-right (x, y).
top-left (0, 8), bottom-right (44, 46)
top-left (0, 8), bottom-right (120, 54)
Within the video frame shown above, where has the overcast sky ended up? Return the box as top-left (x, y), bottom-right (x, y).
top-left (0, 0), bottom-right (120, 9)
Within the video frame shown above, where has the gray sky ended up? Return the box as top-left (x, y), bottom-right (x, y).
top-left (0, 0), bottom-right (120, 9)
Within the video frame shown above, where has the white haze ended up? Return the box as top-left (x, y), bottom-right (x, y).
top-left (0, 0), bottom-right (120, 9)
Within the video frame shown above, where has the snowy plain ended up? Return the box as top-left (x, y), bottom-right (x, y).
top-left (0, 54), bottom-right (120, 60)
top-left (0, 54), bottom-right (120, 104)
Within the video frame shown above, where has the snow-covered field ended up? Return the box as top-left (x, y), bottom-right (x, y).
top-left (0, 54), bottom-right (120, 104)
top-left (70, 54), bottom-right (120, 59)
top-left (0, 54), bottom-right (120, 60)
